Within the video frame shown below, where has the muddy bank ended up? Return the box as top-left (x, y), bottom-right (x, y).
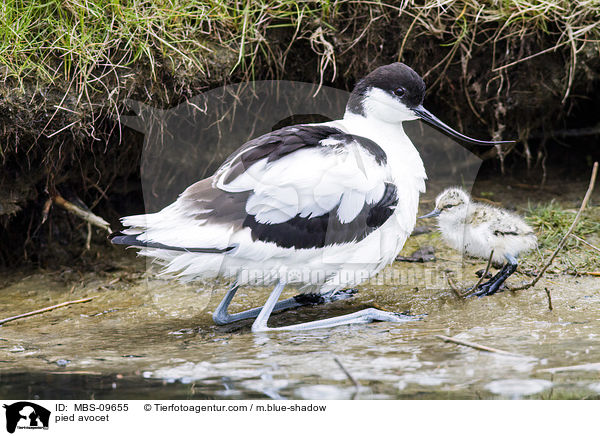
top-left (2, 2), bottom-right (600, 266)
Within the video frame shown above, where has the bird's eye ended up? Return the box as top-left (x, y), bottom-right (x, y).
top-left (393, 87), bottom-right (406, 97)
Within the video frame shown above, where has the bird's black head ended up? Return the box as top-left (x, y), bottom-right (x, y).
top-left (347, 62), bottom-right (426, 118)
top-left (346, 62), bottom-right (515, 146)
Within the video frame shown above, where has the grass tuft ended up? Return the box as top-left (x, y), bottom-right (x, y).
top-left (2, 1), bottom-right (600, 105)
top-left (527, 202), bottom-right (600, 250)
top-left (525, 202), bottom-right (600, 273)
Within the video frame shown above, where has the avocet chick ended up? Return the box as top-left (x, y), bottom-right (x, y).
top-left (419, 187), bottom-right (537, 296)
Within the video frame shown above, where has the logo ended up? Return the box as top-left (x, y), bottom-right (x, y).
top-left (3, 402), bottom-right (50, 434)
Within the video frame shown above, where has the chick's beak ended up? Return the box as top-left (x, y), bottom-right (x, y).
top-left (418, 209), bottom-right (441, 219)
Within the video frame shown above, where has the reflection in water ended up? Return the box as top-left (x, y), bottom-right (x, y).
top-left (484, 379), bottom-right (553, 399)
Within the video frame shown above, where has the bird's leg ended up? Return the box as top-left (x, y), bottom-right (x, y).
top-left (475, 254), bottom-right (518, 297)
top-left (212, 282), bottom-right (357, 325)
top-left (473, 266), bottom-right (507, 296)
top-left (471, 258), bottom-right (509, 295)
top-left (251, 280), bottom-right (418, 332)
top-left (213, 281), bottom-right (304, 325)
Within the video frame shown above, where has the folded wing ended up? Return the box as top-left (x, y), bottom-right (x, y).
top-left (114, 124), bottom-right (398, 251)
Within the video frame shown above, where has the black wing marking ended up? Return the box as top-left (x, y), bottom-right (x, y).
top-left (243, 183), bottom-right (398, 249)
top-left (493, 230), bottom-right (519, 236)
top-left (221, 124), bottom-right (387, 184)
top-left (110, 233), bottom-right (235, 253)
top-left (493, 230), bottom-right (535, 237)
top-left (367, 182), bottom-right (398, 227)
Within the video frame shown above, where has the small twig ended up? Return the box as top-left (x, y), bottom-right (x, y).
top-left (435, 335), bottom-right (525, 357)
top-left (581, 271), bottom-right (600, 277)
top-left (538, 362), bottom-right (600, 373)
top-left (52, 194), bottom-right (112, 234)
top-left (333, 356), bottom-right (360, 390)
top-left (571, 234), bottom-right (600, 255)
top-left (511, 162), bottom-right (598, 291)
top-left (468, 250), bottom-right (495, 295)
top-left (544, 287), bottom-right (553, 311)
top-left (446, 273), bottom-right (463, 298)
top-left (0, 297), bottom-right (95, 325)
top-left (447, 251), bottom-right (494, 298)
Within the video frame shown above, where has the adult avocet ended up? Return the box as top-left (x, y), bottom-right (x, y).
top-left (112, 63), bottom-right (511, 331)
top-left (420, 187), bottom-right (537, 296)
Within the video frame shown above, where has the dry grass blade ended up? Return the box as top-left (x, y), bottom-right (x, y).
top-left (571, 234), bottom-right (600, 255)
top-left (0, 297), bottom-right (95, 325)
top-left (492, 21), bottom-right (600, 72)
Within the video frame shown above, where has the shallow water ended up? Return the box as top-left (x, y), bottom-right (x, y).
top-left (1, 229), bottom-right (599, 400)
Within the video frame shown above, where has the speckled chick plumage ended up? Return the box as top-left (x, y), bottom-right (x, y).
top-left (431, 187), bottom-right (537, 265)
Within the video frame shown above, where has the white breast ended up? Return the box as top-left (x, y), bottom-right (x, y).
top-left (334, 114), bottom-right (427, 238)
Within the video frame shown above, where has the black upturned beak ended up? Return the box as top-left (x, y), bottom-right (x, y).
top-left (418, 209), bottom-right (441, 219)
top-left (413, 105), bottom-right (515, 146)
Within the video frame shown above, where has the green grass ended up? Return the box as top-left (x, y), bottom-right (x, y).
top-left (524, 202), bottom-right (600, 273)
top-left (2, 0), bottom-right (599, 93)
top-left (527, 202), bottom-right (600, 250)
top-left (0, 0), bottom-right (329, 88)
